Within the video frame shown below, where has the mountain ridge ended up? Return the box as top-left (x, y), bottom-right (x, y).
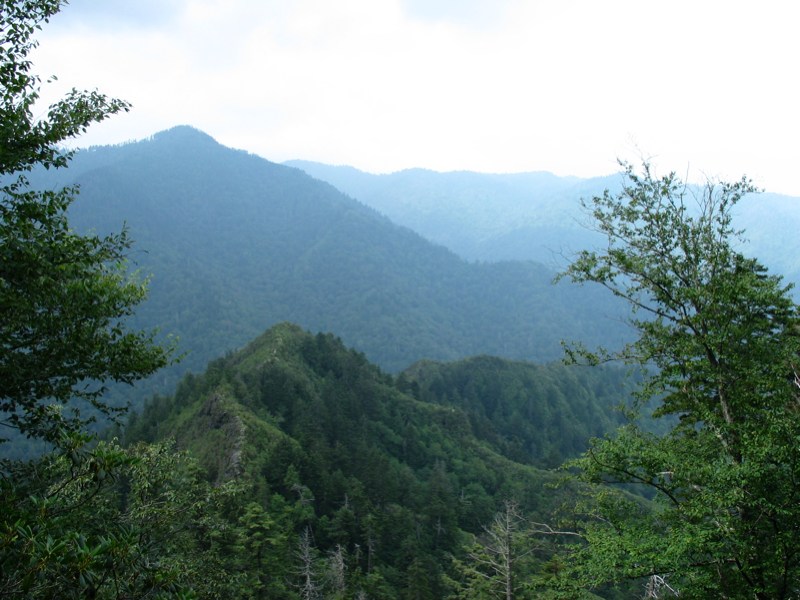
top-left (285, 159), bottom-right (800, 284)
top-left (21, 126), bottom-right (631, 409)
top-left (284, 158), bottom-right (619, 266)
top-left (124, 321), bottom-right (632, 596)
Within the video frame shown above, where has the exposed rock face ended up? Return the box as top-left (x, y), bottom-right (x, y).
top-left (196, 393), bottom-right (246, 483)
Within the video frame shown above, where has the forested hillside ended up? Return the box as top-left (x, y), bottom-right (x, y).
top-left (24, 126), bottom-right (630, 403)
top-left (285, 159), bottom-right (615, 266)
top-left (287, 160), bottom-right (800, 285)
top-left (124, 322), bottom-right (634, 598)
top-left (399, 356), bottom-right (632, 468)
top-left (7, 3), bottom-right (800, 598)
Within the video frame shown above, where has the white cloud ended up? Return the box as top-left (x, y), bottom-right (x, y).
top-left (31, 0), bottom-right (800, 195)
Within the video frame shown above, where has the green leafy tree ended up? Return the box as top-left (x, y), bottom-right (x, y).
top-left (553, 163), bottom-right (800, 598)
top-left (1, 439), bottom-right (250, 598)
top-left (0, 2), bottom-right (194, 597)
top-left (0, 0), bottom-right (170, 446)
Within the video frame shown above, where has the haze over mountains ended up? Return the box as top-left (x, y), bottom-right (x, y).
top-left (12, 124), bottom-right (796, 594)
top-left (286, 159), bottom-right (800, 285)
top-left (25, 126), bottom-right (631, 404)
top-left (24, 124), bottom-right (796, 409)
top-left (284, 160), bottom-right (616, 267)
top-left (8, 126), bottom-right (639, 595)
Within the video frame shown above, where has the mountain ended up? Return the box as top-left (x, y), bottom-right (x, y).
top-left (284, 159), bottom-right (619, 267)
top-left (399, 355), bottom-right (633, 468)
top-left (23, 126), bottom-right (629, 405)
top-left (733, 191), bottom-right (800, 282)
top-left (124, 322), bottom-right (634, 597)
top-left (286, 160), bottom-right (800, 285)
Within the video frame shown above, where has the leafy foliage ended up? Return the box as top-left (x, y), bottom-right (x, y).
top-left (552, 163), bottom-right (800, 598)
top-left (1, 438), bottom-right (249, 598)
top-left (0, 0), bottom-right (170, 445)
top-left (0, 3), bottom-right (199, 597)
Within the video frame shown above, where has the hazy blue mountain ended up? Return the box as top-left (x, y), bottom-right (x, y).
top-left (23, 126), bottom-right (630, 407)
top-left (286, 160), bottom-right (800, 286)
top-left (732, 192), bottom-right (800, 282)
top-left (284, 159), bottom-right (619, 267)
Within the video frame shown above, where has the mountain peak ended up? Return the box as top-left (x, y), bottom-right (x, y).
top-left (150, 125), bottom-right (219, 146)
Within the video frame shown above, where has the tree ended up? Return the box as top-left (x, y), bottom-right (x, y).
top-left (451, 500), bottom-right (535, 600)
top-left (0, 0), bottom-right (170, 447)
top-left (0, 439), bottom-right (250, 598)
top-left (297, 526), bottom-right (322, 600)
top-left (553, 162), bottom-right (800, 598)
top-left (0, 2), bottom-right (189, 597)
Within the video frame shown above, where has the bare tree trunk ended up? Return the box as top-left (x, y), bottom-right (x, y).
top-left (328, 544), bottom-right (347, 597)
top-left (297, 526), bottom-right (320, 600)
top-left (468, 499), bottom-right (525, 600)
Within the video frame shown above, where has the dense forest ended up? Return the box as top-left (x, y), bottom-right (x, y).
top-left (28, 125), bottom-right (631, 399)
top-left (287, 160), bottom-right (800, 288)
top-left (4, 2), bottom-right (800, 599)
top-left (284, 159), bottom-right (617, 267)
top-left (123, 323), bottom-right (636, 598)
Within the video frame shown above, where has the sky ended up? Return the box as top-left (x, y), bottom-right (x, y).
top-left (31, 0), bottom-right (800, 195)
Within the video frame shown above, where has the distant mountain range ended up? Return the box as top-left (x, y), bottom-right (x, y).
top-left (286, 160), bottom-right (800, 286)
top-left (284, 160), bottom-right (614, 268)
top-left (23, 126), bottom-right (631, 405)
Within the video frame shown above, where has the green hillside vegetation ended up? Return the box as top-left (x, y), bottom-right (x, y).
top-left (287, 160), bottom-right (800, 287)
top-left (8, 4), bottom-right (798, 598)
top-left (21, 126), bottom-right (631, 408)
top-left (284, 160), bottom-right (619, 265)
top-left (398, 356), bottom-right (633, 469)
top-left (549, 164), bottom-right (800, 598)
top-left (124, 322), bottom-right (634, 598)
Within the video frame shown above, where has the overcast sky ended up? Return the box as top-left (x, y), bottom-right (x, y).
top-left (32, 0), bottom-right (800, 195)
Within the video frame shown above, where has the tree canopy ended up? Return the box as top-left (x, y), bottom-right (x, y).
top-left (0, 0), bottom-right (170, 446)
top-left (1, 3), bottom-right (188, 597)
top-left (554, 163), bottom-right (800, 598)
